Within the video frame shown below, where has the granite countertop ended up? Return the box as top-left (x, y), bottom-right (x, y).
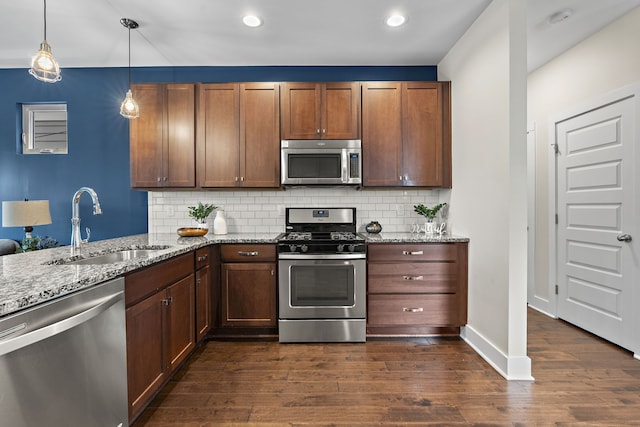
top-left (361, 232), bottom-right (469, 243)
top-left (0, 233), bottom-right (278, 318)
top-left (0, 231), bottom-right (468, 318)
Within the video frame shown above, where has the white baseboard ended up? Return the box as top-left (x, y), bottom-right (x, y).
top-left (461, 325), bottom-right (534, 381)
top-left (527, 303), bottom-right (557, 319)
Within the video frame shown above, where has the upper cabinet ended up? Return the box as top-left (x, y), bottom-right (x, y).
top-left (130, 84), bottom-right (196, 188)
top-left (281, 82), bottom-right (360, 140)
top-left (362, 82), bottom-right (451, 188)
top-left (197, 83), bottom-right (280, 188)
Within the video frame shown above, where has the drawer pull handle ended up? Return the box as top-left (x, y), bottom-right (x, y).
top-left (197, 255), bottom-right (208, 262)
top-left (403, 307), bottom-right (424, 313)
top-left (238, 251), bottom-right (259, 257)
top-left (402, 250), bottom-right (424, 256)
top-left (402, 275), bottom-right (424, 281)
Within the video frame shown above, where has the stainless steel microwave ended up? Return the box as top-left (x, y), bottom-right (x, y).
top-left (281, 139), bottom-right (362, 186)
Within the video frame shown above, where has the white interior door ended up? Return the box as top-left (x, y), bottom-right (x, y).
top-left (555, 95), bottom-right (637, 351)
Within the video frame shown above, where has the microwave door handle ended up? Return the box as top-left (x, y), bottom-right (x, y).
top-left (342, 150), bottom-right (348, 183)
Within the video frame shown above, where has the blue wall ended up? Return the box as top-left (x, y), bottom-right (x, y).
top-left (0, 65), bottom-right (436, 246)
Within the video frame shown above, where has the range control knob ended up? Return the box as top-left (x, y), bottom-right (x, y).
top-left (348, 244), bottom-right (356, 252)
top-left (337, 244), bottom-right (345, 253)
top-left (300, 245), bottom-right (309, 253)
top-left (289, 244), bottom-right (297, 252)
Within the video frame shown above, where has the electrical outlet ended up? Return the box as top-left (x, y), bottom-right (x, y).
top-left (166, 205), bottom-right (175, 217)
top-left (278, 205), bottom-right (285, 216)
top-left (396, 204), bottom-right (404, 217)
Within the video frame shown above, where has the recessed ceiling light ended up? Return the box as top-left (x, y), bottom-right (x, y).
top-left (548, 8), bottom-right (573, 24)
top-left (243, 15), bottom-right (262, 28)
top-left (386, 14), bottom-right (406, 27)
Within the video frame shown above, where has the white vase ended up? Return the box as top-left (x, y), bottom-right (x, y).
top-left (213, 210), bottom-right (227, 235)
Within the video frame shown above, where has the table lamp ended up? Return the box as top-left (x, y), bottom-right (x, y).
top-left (2, 200), bottom-right (52, 239)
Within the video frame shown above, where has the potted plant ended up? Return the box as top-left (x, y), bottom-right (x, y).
top-left (188, 202), bottom-right (217, 229)
top-left (414, 202), bottom-right (447, 234)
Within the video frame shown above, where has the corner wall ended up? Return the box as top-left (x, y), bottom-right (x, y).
top-left (438, 0), bottom-right (532, 379)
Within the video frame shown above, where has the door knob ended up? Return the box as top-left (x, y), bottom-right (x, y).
top-left (617, 234), bottom-right (632, 242)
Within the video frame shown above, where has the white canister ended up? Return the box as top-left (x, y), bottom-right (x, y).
top-left (213, 210), bottom-right (227, 235)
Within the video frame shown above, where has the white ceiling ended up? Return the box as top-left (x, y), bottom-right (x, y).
top-left (1, 0), bottom-right (639, 72)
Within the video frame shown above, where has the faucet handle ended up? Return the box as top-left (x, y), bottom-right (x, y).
top-left (83, 227), bottom-right (91, 244)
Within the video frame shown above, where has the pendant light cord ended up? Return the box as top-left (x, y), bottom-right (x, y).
top-left (127, 24), bottom-right (131, 87)
top-left (43, 0), bottom-right (47, 40)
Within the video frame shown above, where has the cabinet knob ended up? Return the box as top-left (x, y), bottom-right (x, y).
top-left (403, 307), bottom-right (424, 313)
top-left (402, 250), bottom-right (424, 256)
top-left (157, 177), bottom-right (161, 182)
top-left (197, 255), bottom-right (208, 262)
top-left (316, 129), bottom-right (320, 134)
top-left (402, 275), bottom-right (424, 281)
top-left (240, 176), bottom-right (245, 182)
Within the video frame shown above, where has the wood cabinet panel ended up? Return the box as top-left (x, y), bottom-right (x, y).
top-left (221, 263), bottom-right (276, 327)
top-left (126, 290), bottom-right (165, 421)
top-left (367, 242), bottom-right (468, 335)
top-left (197, 83), bottom-right (240, 187)
top-left (362, 82), bottom-right (402, 186)
top-left (368, 294), bottom-right (460, 327)
top-left (221, 244), bottom-right (276, 262)
top-left (367, 243), bottom-right (458, 263)
top-left (281, 82), bottom-right (360, 139)
top-left (362, 81), bottom-right (451, 188)
top-left (130, 83), bottom-right (195, 188)
top-left (368, 262), bottom-right (459, 294)
top-left (125, 252), bottom-right (194, 307)
top-left (195, 264), bottom-right (211, 342)
top-left (166, 275), bottom-right (195, 373)
top-left (198, 83), bottom-right (280, 188)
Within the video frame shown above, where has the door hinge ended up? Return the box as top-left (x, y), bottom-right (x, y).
top-left (552, 143), bottom-right (560, 154)
top-left (555, 284), bottom-right (559, 295)
top-left (555, 214), bottom-right (558, 225)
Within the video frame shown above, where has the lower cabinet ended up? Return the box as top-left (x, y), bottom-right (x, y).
top-left (366, 242), bottom-right (468, 336)
top-left (125, 252), bottom-right (195, 422)
top-left (195, 247), bottom-right (212, 342)
top-left (220, 244), bottom-right (277, 332)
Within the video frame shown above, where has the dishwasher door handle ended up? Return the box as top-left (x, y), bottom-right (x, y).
top-left (0, 291), bottom-right (124, 357)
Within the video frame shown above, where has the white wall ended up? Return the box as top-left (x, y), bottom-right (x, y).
top-left (527, 6), bottom-right (640, 315)
top-left (438, 0), bottom-right (531, 379)
top-left (148, 188), bottom-right (441, 234)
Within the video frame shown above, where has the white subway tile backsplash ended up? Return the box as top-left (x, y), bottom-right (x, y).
top-left (148, 188), bottom-right (442, 234)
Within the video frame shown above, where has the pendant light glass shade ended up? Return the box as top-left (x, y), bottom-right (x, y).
top-left (120, 18), bottom-right (139, 120)
top-left (30, 0), bottom-right (61, 82)
top-left (120, 89), bottom-right (140, 118)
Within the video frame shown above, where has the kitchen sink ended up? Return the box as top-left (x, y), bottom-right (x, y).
top-left (64, 249), bottom-right (163, 265)
top-left (45, 246), bottom-right (171, 266)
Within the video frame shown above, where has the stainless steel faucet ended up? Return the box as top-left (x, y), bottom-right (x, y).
top-left (70, 187), bottom-right (102, 253)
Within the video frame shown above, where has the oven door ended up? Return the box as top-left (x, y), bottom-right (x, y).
top-left (278, 254), bottom-right (366, 319)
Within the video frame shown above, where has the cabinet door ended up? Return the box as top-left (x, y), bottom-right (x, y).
top-left (126, 291), bottom-right (166, 420)
top-left (195, 265), bottom-right (211, 343)
top-left (280, 82), bottom-right (321, 139)
top-left (221, 262), bottom-right (276, 327)
top-left (362, 82), bottom-right (402, 186)
top-left (322, 82), bottom-right (360, 139)
top-left (130, 84), bottom-right (164, 187)
top-left (165, 84), bottom-right (196, 187)
top-left (166, 275), bottom-right (195, 373)
top-left (240, 83), bottom-right (281, 187)
top-left (197, 83), bottom-right (240, 187)
top-left (402, 82), bottom-right (443, 187)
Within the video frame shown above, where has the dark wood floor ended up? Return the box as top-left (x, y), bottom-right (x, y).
top-left (132, 309), bottom-right (640, 426)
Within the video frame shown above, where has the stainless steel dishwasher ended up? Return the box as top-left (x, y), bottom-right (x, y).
top-left (0, 277), bottom-right (128, 427)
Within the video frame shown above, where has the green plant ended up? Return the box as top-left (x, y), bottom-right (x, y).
top-left (17, 235), bottom-right (59, 252)
top-left (188, 202), bottom-right (217, 222)
top-left (413, 202), bottom-right (447, 221)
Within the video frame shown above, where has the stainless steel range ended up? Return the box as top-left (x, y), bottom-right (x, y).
top-left (278, 207), bottom-right (366, 343)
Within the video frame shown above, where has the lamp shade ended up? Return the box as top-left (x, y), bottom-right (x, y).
top-left (2, 200), bottom-right (52, 227)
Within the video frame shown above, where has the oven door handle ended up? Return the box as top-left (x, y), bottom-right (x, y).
top-left (278, 253), bottom-right (366, 260)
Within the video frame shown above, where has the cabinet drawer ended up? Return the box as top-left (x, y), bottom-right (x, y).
top-left (221, 244), bottom-right (276, 262)
top-left (195, 247), bottom-right (210, 270)
top-left (368, 294), bottom-right (460, 327)
top-left (125, 252), bottom-right (194, 306)
top-left (367, 243), bottom-right (458, 262)
top-left (368, 262), bottom-right (458, 294)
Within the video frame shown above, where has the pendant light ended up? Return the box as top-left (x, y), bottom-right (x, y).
top-left (29, 0), bottom-right (61, 83)
top-left (120, 18), bottom-right (139, 119)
